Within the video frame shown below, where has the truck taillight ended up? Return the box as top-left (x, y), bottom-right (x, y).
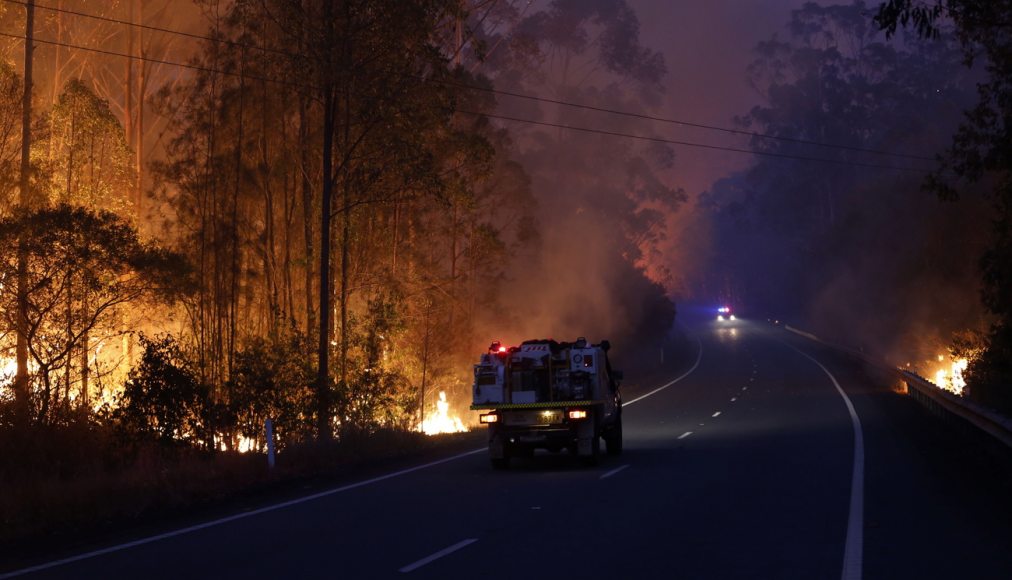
top-left (567, 409), bottom-right (588, 420)
top-left (480, 413), bottom-right (498, 424)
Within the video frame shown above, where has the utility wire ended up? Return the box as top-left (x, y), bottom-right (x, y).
top-left (0, 31), bottom-right (935, 174)
top-left (3, 0), bottom-right (295, 59)
top-left (5, 0), bottom-right (939, 163)
top-left (0, 30), bottom-right (315, 91)
top-left (445, 81), bottom-right (937, 162)
top-left (460, 109), bottom-right (937, 174)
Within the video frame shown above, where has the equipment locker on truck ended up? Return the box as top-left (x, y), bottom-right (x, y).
top-left (470, 337), bottom-right (623, 468)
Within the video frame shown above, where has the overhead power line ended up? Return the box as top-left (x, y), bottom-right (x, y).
top-left (445, 82), bottom-right (937, 162)
top-left (0, 32), bottom-right (934, 174)
top-left (3, 0), bottom-right (293, 59)
top-left (0, 30), bottom-right (314, 91)
top-left (5, 0), bottom-right (939, 163)
top-left (459, 109), bottom-right (937, 174)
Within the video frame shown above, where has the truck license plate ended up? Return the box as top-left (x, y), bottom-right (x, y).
top-left (505, 410), bottom-right (562, 426)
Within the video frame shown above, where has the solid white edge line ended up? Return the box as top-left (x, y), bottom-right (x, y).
top-left (599, 464), bottom-right (630, 480)
top-left (622, 336), bottom-right (703, 407)
top-left (398, 538), bottom-right (478, 573)
top-left (785, 343), bottom-right (864, 580)
top-left (0, 448), bottom-right (486, 579)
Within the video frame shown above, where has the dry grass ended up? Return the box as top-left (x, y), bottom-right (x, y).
top-left (0, 424), bottom-right (482, 548)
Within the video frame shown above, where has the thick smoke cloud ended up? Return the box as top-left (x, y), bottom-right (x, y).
top-left (699, 1), bottom-right (990, 372)
top-left (475, 0), bottom-right (686, 369)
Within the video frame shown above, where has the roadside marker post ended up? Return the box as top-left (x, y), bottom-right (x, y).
top-left (265, 419), bottom-right (276, 470)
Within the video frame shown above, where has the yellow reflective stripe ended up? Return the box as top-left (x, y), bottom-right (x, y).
top-left (470, 400), bottom-right (603, 410)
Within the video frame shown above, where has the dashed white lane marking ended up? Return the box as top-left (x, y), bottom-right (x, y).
top-left (784, 343), bottom-right (865, 580)
top-left (678, 431), bottom-right (693, 440)
top-left (623, 336), bottom-right (703, 407)
top-left (731, 397), bottom-right (737, 402)
top-left (742, 386), bottom-right (748, 391)
top-left (0, 448), bottom-right (486, 579)
top-left (711, 411), bottom-right (721, 418)
top-left (599, 464), bottom-right (630, 480)
top-left (399, 539), bottom-right (478, 573)
top-left (749, 377), bottom-right (755, 382)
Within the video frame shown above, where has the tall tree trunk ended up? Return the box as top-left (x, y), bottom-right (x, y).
top-left (339, 179), bottom-right (350, 391)
top-left (125, 0), bottom-right (134, 200)
top-left (448, 199), bottom-right (458, 330)
top-left (337, 4), bottom-right (352, 405)
top-left (15, 0), bottom-right (35, 428)
top-left (391, 199), bottom-right (399, 276)
top-left (64, 114), bottom-right (75, 201)
top-left (299, 95), bottom-right (316, 337)
top-left (50, 0), bottom-right (62, 108)
top-left (229, 41), bottom-right (246, 379)
top-left (135, 0), bottom-right (145, 216)
top-left (317, 83), bottom-right (335, 440)
top-left (80, 287), bottom-right (89, 408)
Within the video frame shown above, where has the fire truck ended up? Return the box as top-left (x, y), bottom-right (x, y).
top-left (470, 337), bottom-right (623, 468)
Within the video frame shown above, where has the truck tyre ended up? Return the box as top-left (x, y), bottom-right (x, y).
top-left (605, 416), bottom-right (623, 456)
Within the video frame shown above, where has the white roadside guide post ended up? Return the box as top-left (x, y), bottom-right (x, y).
top-left (265, 418), bottom-right (276, 470)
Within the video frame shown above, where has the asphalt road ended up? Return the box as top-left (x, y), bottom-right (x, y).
top-left (5, 317), bottom-right (1011, 579)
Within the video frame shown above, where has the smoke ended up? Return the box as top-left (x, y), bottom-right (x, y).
top-left (805, 175), bottom-right (992, 368)
top-left (698, 1), bottom-right (992, 375)
top-left (467, 0), bottom-right (687, 369)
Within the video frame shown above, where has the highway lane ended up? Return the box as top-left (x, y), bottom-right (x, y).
top-left (5, 317), bottom-right (1011, 579)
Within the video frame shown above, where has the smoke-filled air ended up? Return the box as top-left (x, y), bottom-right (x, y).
top-left (2, 0), bottom-right (1012, 558)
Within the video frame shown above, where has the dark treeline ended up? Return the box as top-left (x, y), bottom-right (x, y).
top-left (704, 1), bottom-right (1008, 413)
top-left (0, 0), bottom-right (678, 466)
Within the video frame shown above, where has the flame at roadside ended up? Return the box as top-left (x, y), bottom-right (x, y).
top-left (420, 391), bottom-right (468, 435)
top-left (931, 355), bottom-right (969, 396)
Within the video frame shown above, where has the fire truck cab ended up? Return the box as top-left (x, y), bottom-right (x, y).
top-left (471, 337), bottom-right (623, 468)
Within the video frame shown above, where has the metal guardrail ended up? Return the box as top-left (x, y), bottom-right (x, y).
top-left (785, 324), bottom-right (1012, 450)
top-left (901, 370), bottom-right (1012, 449)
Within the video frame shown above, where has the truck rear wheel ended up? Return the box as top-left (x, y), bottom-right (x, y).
top-left (605, 416), bottom-right (623, 456)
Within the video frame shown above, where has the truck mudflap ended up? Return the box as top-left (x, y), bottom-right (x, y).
top-left (489, 429), bottom-right (506, 460)
top-left (575, 415), bottom-right (599, 459)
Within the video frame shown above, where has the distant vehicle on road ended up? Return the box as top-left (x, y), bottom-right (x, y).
top-left (717, 306), bottom-right (736, 321)
top-left (470, 337), bottom-right (623, 468)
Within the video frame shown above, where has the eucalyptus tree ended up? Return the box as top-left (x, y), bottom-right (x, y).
top-left (0, 205), bottom-right (187, 425)
top-left (155, 0), bottom-right (517, 437)
top-left (0, 62), bottom-right (21, 216)
top-left (48, 79), bottom-right (133, 212)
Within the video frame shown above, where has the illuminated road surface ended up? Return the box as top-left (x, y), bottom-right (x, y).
top-left (4, 318), bottom-right (1012, 579)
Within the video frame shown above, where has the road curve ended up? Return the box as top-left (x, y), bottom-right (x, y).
top-left (4, 318), bottom-right (1011, 579)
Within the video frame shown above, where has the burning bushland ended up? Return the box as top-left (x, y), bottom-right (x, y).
top-left (0, 0), bottom-right (682, 492)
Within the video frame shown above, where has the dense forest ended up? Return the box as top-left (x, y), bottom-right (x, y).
top-left (2, 0), bottom-right (1010, 463)
top-left (702, 1), bottom-right (1012, 414)
top-left (0, 0), bottom-right (678, 455)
